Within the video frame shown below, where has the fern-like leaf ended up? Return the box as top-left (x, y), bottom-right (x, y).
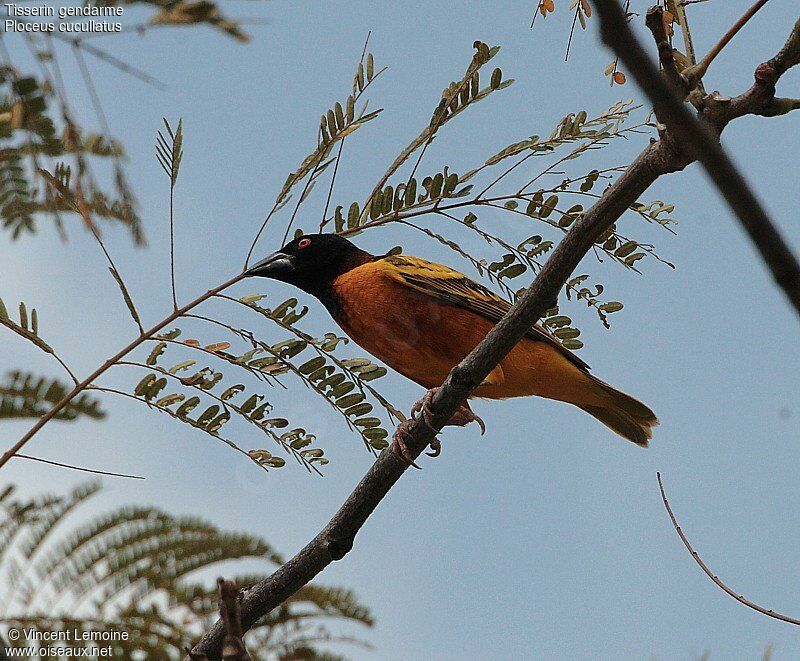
top-left (2, 481), bottom-right (373, 659)
top-left (0, 371), bottom-right (103, 421)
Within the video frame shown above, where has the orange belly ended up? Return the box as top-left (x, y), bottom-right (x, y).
top-left (330, 267), bottom-right (603, 407)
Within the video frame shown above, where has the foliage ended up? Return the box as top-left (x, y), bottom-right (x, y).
top-left (0, 67), bottom-right (142, 243)
top-left (88, 46), bottom-right (404, 475)
top-left (531, 0), bottom-right (699, 89)
top-left (0, 482), bottom-right (373, 659)
top-left (0, 0), bottom-right (279, 475)
top-left (0, 297), bottom-right (53, 355)
top-left (0, 371), bottom-right (104, 422)
top-left (104, 290), bottom-right (401, 474)
top-left (156, 118), bottom-right (184, 186)
top-left (1, 1), bottom-right (255, 245)
top-left (1, 34), bottom-right (680, 478)
top-left (213, 41), bottom-right (674, 470)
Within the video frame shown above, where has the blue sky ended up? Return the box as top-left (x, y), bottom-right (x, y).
top-left (2, 1), bottom-right (800, 659)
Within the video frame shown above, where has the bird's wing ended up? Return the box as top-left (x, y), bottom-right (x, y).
top-left (381, 254), bottom-right (590, 372)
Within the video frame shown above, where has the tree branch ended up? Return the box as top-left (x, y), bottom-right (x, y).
top-left (657, 473), bottom-right (800, 626)
top-left (645, 8), bottom-right (685, 97)
top-left (683, 0), bottom-right (772, 88)
top-left (12, 453), bottom-right (145, 480)
top-left (187, 86), bottom-right (675, 661)
top-left (188, 9), bottom-right (800, 658)
top-left (186, 579), bottom-right (252, 660)
top-left (0, 273), bottom-right (245, 472)
top-left (593, 1), bottom-right (800, 318)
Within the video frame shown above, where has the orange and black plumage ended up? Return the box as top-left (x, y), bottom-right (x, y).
top-left (246, 233), bottom-right (658, 446)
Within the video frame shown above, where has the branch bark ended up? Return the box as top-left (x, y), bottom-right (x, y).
top-left (188, 7), bottom-right (800, 658)
top-left (595, 1), bottom-right (800, 317)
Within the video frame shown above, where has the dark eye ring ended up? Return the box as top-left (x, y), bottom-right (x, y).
top-left (298, 238), bottom-right (311, 249)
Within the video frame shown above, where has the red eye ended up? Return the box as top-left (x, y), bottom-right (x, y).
top-left (298, 238), bottom-right (311, 249)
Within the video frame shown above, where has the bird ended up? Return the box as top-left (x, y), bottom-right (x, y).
top-left (245, 233), bottom-right (658, 462)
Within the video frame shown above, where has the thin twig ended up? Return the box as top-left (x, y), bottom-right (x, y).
top-left (13, 454), bottom-right (145, 480)
top-left (244, 42), bottom-right (386, 266)
top-left (646, 7), bottom-right (685, 95)
top-left (316, 35), bottom-right (374, 233)
top-left (670, 0), bottom-right (700, 69)
top-left (70, 44), bottom-right (126, 196)
top-left (218, 579), bottom-right (250, 661)
top-left (282, 153), bottom-right (324, 245)
top-left (68, 39), bottom-right (166, 90)
top-left (530, 0), bottom-right (546, 28)
top-left (0, 273), bottom-right (245, 471)
top-left (657, 473), bottom-right (800, 626)
top-left (3, 16), bottom-right (166, 89)
top-left (51, 353), bottom-right (80, 386)
top-left (320, 139), bottom-right (345, 231)
top-left (8, 36), bottom-right (68, 240)
top-left (29, 39), bottom-right (146, 332)
top-left (89, 385), bottom-right (263, 467)
top-left (683, 0), bottom-right (772, 86)
top-left (360, 42), bottom-right (495, 227)
top-left (565, 1), bottom-right (582, 61)
top-left (169, 182), bottom-right (177, 309)
top-left (113, 358), bottom-right (319, 475)
top-left (0, 38), bottom-right (143, 356)
top-left (188, 580), bottom-right (251, 661)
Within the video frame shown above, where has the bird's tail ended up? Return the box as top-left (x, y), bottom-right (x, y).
top-left (579, 376), bottom-right (659, 446)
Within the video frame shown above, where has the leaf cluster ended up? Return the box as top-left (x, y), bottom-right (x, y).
top-left (156, 118), bottom-right (183, 186)
top-left (0, 371), bottom-right (104, 421)
top-left (110, 289), bottom-right (402, 473)
top-left (0, 482), bottom-right (373, 659)
top-left (0, 297), bottom-right (52, 355)
top-left (0, 32), bottom-right (682, 482)
top-left (0, 68), bottom-right (143, 243)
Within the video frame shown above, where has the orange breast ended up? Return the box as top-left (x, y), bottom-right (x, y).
top-left (330, 262), bottom-right (602, 407)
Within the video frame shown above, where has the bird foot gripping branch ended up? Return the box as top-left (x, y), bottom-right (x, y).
top-left (391, 387), bottom-right (486, 468)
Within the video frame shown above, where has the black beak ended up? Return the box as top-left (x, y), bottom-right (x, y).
top-left (244, 251), bottom-right (294, 278)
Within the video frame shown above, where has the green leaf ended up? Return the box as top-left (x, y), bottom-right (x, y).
top-left (147, 342), bottom-right (167, 366)
top-left (106, 267), bottom-right (143, 330)
top-left (615, 241), bottom-right (637, 258)
top-left (624, 252), bottom-right (645, 267)
top-left (298, 356), bottom-right (326, 375)
top-left (499, 263), bottom-right (526, 279)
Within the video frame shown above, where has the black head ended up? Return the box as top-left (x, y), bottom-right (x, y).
top-left (244, 234), bottom-right (374, 295)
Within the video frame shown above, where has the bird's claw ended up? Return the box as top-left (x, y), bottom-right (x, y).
top-left (391, 420), bottom-right (422, 469)
top-left (411, 388), bottom-right (440, 435)
top-left (449, 405), bottom-right (486, 436)
top-left (390, 388), bottom-right (486, 465)
top-left (426, 438), bottom-right (442, 457)
top-left (418, 387), bottom-right (486, 436)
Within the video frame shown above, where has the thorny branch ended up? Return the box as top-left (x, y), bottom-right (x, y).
top-left (657, 473), bottom-right (800, 626)
top-left (188, 5), bottom-right (800, 659)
